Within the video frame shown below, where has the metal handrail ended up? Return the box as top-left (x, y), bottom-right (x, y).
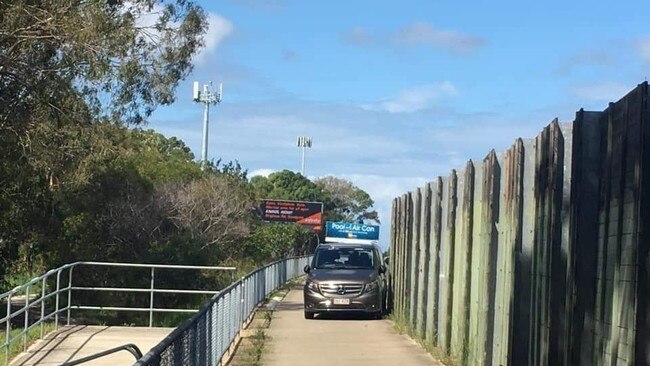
top-left (1, 262), bottom-right (235, 365)
top-left (134, 255), bottom-right (312, 366)
top-left (60, 343), bottom-right (143, 365)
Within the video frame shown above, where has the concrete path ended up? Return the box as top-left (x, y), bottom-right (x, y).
top-left (263, 288), bottom-right (442, 366)
top-left (10, 325), bottom-right (172, 366)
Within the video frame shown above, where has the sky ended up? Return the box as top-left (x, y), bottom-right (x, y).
top-left (149, 0), bottom-right (650, 249)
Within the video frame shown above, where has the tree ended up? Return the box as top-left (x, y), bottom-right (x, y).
top-left (250, 170), bottom-right (328, 202)
top-left (0, 0), bottom-right (207, 126)
top-left (315, 176), bottom-right (379, 223)
top-left (0, 0), bottom-right (207, 283)
top-left (157, 175), bottom-right (254, 260)
top-left (125, 128), bottom-right (202, 183)
top-left (244, 223), bottom-right (314, 264)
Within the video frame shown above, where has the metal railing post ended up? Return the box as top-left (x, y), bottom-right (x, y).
top-left (24, 284), bottom-right (30, 351)
top-left (40, 277), bottom-right (46, 339)
top-left (55, 270), bottom-right (61, 330)
top-left (67, 267), bottom-right (74, 326)
top-left (5, 294), bottom-right (11, 366)
top-left (149, 268), bottom-right (155, 327)
top-left (240, 277), bottom-right (245, 326)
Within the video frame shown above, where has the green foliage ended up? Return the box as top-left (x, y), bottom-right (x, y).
top-left (0, 0), bottom-right (207, 285)
top-left (0, 0), bottom-right (208, 126)
top-left (1, 322), bottom-right (57, 366)
top-left (126, 128), bottom-right (202, 183)
top-left (251, 170), bottom-right (328, 202)
top-left (244, 223), bottom-right (315, 264)
top-left (250, 171), bottom-right (379, 225)
top-left (315, 176), bottom-right (379, 223)
top-left (0, 1), bottom-right (379, 329)
top-left (208, 159), bottom-right (249, 182)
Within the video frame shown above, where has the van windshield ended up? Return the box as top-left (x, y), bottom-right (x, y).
top-left (313, 246), bottom-right (375, 270)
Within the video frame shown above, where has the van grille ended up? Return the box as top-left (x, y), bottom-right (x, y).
top-left (319, 283), bottom-right (364, 296)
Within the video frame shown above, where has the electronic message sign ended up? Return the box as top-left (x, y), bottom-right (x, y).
top-left (259, 200), bottom-right (323, 232)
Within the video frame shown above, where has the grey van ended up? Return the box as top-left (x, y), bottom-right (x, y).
top-left (303, 242), bottom-right (387, 319)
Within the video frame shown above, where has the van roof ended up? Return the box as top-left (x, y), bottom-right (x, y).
top-left (316, 242), bottom-right (376, 249)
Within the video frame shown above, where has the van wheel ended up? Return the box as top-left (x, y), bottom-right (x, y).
top-left (304, 311), bottom-right (315, 319)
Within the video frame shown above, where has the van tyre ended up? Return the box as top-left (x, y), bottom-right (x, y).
top-left (304, 311), bottom-right (315, 319)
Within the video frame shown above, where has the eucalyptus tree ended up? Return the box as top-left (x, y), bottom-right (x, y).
top-left (0, 0), bottom-right (208, 280)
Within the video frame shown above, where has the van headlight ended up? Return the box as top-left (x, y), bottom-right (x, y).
top-left (306, 280), bottom-right (319, 291)
top-left (364, 280), bottom-right (380, 293)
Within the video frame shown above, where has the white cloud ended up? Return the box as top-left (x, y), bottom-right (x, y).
top-left (129, 5), bottom-right (233, 65)
top-left (571, 82), bottom-right (632, 102)
top-left (363, 82), bottom-right (458, 113)
top-left (250, 168), bottom-right (275, 178)
top-left (392, 23), bottom-right (486, 55)
top-left (194, 13), bottom-right (234, 64)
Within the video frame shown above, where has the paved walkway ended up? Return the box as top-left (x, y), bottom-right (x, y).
top-left (263, 287), bottom-right (442, 366)
top-left (10, 325), bottom-right (172, 365)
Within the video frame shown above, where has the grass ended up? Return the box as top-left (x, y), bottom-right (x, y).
top-left (246, 328), bottom-right (267, 366)
top-left (231, 280), bottom-right (299, 366)
top-left (266, 278), bottom-right (300, 302)
top-left (388, 312), bottom-right (459, 366)
top-left (262, 310), bottom-right (273, 323)
top-left (0, 322), bottom-right (57, 366)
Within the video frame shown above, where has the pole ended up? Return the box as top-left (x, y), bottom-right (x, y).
top-left (149, 268), bottom-right (155, 327)
top-left (201, 101), bottom-right (209, 170)
top-left (67, 267), bottom-right (73, 326)
top-left (301, 146), bottom-right (306, 175)
top-left (194, 82), bottom-right (221, 171)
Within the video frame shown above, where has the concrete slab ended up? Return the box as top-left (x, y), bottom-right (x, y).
top-left (263, 288), bottom-right (443, 366)
top-left (10, 325), bottom-right (172, 366)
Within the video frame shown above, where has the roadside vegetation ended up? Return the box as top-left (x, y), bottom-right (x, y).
top-left (389, 312), bottom-right (459, 366)
top-left (0, 0), bottom-right (377, 328)
top-left (0, 323), bottom-right (57, 366)
top-left (226, 279), bottom-right (297, 366)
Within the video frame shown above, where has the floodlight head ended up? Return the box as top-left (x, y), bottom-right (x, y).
top-left (297, 136), bottom-right (313, 148)
top-left (192, 81), bottom-right (200, 101)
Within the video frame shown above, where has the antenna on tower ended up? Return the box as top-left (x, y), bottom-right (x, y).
top-left (192, 81), bottom-right (200, 101)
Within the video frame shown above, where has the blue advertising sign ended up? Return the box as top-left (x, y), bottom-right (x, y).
top-left (325, 221), bottom-right (380, 244)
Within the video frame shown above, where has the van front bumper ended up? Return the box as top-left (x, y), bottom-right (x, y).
top-left (303, 286), bottom-right (382, 314)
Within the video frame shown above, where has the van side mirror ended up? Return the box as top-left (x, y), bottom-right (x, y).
top-left (303, 265), bottom-right (311, 274)
top-left (378, 265), bottom-right (386, 274)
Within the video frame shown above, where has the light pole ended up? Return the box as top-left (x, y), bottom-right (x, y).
top-left (296, 136), bottom-right (312, 176)
top-left (193, 81), bottom-right (222, 170)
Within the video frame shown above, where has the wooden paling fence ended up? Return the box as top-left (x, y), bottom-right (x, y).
top-left (389, 82), bottom-right (650, 366)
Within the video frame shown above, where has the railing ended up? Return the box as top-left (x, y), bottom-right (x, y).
top-left (133, 255), bottom-right (312, 366)
top-left (0, 262), bottom-right (235, 365)
top-left (60, 343), bottom-right (143, 365)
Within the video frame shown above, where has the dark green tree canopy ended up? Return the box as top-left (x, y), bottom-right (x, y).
top-left (1, 0), bottom-right (207, 126)
top-left (250, 170), bottom-right (378, 224)
top-left (315, 176), bottom-right (379, 224)
top-left (251, 170), bottom-right (327, 202)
